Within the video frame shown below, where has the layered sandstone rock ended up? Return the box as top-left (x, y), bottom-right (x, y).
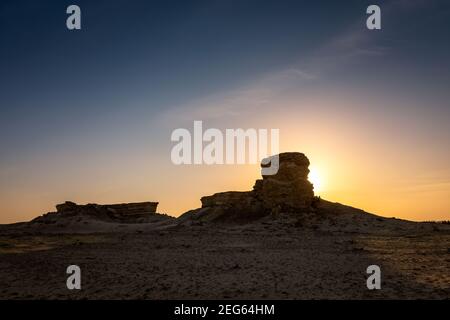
top-left (182, 152), bottom-right (315, 223)
top-left (199, 191), bottom-right (264, 222)
top-left (253, 152), bottom-right (314, 211)
top-left (56, 201), bottom-right (158, 217)
top-left (36, 201), bottom-right (159, 223)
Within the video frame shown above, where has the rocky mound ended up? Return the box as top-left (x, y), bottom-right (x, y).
top-left (179, 152), bottom-right (316, 224)
top-left (32, 200), bottom-right (162, 224)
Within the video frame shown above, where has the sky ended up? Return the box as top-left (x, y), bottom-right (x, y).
top-left (0, 0), bottom-right (449, 223)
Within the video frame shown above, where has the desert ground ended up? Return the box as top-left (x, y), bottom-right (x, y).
top-left (0, 200), bottom-right (449, 300)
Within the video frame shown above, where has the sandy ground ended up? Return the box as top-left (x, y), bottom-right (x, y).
top-left (0, 201), bottom-right (449, 299)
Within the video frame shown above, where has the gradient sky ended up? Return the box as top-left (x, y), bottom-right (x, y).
top-left (1, 0), bottom-right (449, 223)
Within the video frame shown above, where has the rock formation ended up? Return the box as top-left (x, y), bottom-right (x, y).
top-left (32, 152), bottom-right (315, 225)
top-left (180, 152), bottom-right (315, 223)
top-left (253, 152), bottom-right (314, 211)
top-left (33, 201), bottom-right (159, 223)
top-left (55, 201), bottom-right (158, 217)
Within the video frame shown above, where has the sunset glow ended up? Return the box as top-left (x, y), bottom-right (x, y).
top-left (309, 166), bottom-right (324, 194)
top-left (0, 1), bottom-right (449, 224)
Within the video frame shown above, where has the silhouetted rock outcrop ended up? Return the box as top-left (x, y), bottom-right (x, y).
top-left (253, 152), bottom-right (314, 211)
top-left (180, 152), bottom-right (315, 223)
top-left (33, 201), bottom-right (159, 224)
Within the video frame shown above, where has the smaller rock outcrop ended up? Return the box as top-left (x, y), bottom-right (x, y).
top-left (198, 191), bottom-right (265, 222)
top-left (33, 201), bottom-right (159, 224)
top-left (55, 201), bottom-right (158, 218)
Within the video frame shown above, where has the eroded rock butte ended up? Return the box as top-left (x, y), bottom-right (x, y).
top-left (181, 152), bottom-right (315, 223)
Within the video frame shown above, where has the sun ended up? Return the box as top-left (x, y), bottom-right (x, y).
top-left (308, 166), bottom-right (324, 193)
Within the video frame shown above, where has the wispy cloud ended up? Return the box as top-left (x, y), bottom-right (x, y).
top-left (157, 67), bottom-right (317, 125)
